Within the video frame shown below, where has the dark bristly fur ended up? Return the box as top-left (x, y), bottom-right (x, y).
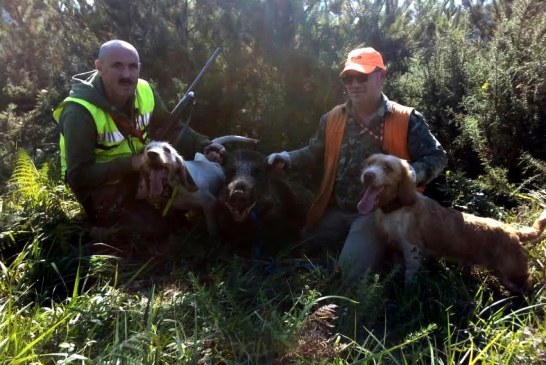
top-left (216, 149), bottom-right (312, 255)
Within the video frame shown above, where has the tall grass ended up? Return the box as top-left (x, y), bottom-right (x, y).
top-left (1, 151), bottom-right (545, 364)
top-left (1, 235), bottom-right (545, 363)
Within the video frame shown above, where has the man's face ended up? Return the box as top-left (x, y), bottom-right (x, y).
top-left (341, 70), bottom-right (384, 105)
top-left (95, 46), bottom-right (140, 106)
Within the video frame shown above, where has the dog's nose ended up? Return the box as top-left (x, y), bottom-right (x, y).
top-left (147, 151), bottom-right (159, 160)
top-left (363, 170), bottom-right (376, 183)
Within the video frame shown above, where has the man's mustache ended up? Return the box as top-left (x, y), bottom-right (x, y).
top-left (118, 78), bottom-right (134, 85)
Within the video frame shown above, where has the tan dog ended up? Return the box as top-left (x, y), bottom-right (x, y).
top-left (136, 141), bottom-right (224, 237)
top-left (357, 153), bottom-right (546, 293)
top-left (137, 141), bottom-right (198, 202)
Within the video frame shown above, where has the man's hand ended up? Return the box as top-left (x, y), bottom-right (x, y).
top-left (204, 143), bottom-right (226, 163)
top-left (266, 151), bottom-right (291, 170)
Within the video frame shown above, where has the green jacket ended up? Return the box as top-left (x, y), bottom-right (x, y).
top-left (55, 70), bottom-right (210, 195)
top-left (54, 78), bottom-right (156, 177)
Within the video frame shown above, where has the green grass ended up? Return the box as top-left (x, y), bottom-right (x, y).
top-left (1, 152), bottom-right (545, 364)
top-left (1, 226), bottom-right (545, 364)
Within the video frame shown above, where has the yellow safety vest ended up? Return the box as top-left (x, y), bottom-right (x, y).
top-left (53, 79), bottom-right (155, 177)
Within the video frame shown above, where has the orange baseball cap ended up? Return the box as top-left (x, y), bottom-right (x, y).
top-left (340, 47), bottom-right (385, 76)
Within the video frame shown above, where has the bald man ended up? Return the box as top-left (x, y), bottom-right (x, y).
top-left (53, 40), bottom-right (218, 242)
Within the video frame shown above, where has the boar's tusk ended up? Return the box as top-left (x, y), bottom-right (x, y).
top-left (212, 135), bottom-right (260, 145)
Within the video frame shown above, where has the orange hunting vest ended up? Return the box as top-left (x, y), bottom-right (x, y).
top-left (306, 102), bottom-right (418, 229)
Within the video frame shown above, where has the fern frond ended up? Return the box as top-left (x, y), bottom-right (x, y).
top-left (8, 149), bottom-right (40, 203)
top-left (38, 162), bottom-right (50, 186)
top-left (98, 333), bottom-right (154, 364)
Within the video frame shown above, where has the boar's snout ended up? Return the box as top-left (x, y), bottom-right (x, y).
top-left (224, 178), bottom-right (256, 222)
top-left (229, 179), bottom-right (250, 195)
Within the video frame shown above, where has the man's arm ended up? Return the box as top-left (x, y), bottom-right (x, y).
top-left (60, 103), bottom-right (134, 191)
top-left (286, 113), bottom-right (328, 169)
top-left (407, 111), bottom-right (448, 185)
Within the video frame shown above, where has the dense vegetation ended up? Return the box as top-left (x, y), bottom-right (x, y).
top-left (1, 0), bottom-right (545, 363)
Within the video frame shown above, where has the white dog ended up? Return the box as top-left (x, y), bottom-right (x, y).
top-left (136, 141), bottom-right (224, 236)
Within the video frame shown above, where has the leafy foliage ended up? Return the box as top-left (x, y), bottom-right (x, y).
top-left (1, 150), bottom-right (84, 306)
top-left (0, 0), bottom-right (545, 363)
top-left (459, 0), bottom-right (546, 180)
top-left (4, 149), bottom-right (79, 230)
top-left (1, 0), bottom-right (544, 185)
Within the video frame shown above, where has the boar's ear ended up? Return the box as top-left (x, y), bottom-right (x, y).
top-left (175, 155), bottom-right (198, 192)
top-left (397, 160), bottom-right (417, 206)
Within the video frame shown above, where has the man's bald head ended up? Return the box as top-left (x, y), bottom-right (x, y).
top-left (97, 40), bottom-right (140, 62)
top-left (95, 40), bottom-right (141, 108)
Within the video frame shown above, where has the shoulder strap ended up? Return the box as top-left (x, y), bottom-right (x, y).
top-left (109, 112), bottom-right (145, 144)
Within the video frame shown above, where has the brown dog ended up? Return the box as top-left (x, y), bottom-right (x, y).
top-left (357, 153), bottom-right (546, 293)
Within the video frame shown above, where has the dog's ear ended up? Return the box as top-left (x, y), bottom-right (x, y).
top-left (135, 174), bottom-right (148, 199)
top-left (176, 155), bottom-right (198, 192)
top-left (397, 160), bottom-right (417, 206)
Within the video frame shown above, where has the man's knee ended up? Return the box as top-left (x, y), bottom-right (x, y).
top-left (338, 214), bottom-right (386, 282)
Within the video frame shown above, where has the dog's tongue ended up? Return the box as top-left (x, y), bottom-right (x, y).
top-left (149, 170), bottom-right (164, 197)
top-left (357, 186), bottom-right (380, 214)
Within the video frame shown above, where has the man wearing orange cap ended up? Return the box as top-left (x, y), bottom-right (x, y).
top-left (267, 47), bottom-right (447, 281)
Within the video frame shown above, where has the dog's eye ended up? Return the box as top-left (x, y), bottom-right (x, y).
top-left (163, 146), bottom-right (171, 154)
top-left (383, 164), bottom-right (393, 172)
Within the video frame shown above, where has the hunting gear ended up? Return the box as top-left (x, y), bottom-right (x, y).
top-left (267, 47), bottom-right (447, 281)
top-left (54, 40), bottom-right (218, 242)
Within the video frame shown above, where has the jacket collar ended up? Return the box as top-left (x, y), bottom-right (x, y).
top-left (343, 93), bottom-right (390, 118)
top-left (68, 70), bottom-right (135, 118)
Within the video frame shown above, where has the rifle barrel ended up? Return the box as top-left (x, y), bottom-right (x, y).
top-left (157, 47), bottom-right (222, 142)
top-left (171, 47), bottom-right (222, 118)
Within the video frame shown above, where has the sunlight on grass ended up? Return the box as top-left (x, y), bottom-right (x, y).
top-left (1, 233), bottom-right (545, 363)
top-left (0, 152), bottom-right (545, 363)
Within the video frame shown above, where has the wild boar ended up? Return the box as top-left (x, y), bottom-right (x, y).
top-left (216, 149), bottom-right (312, 257)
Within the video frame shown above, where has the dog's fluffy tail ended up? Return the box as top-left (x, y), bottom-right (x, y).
top-left (517, 209), bottom-right (546, 242)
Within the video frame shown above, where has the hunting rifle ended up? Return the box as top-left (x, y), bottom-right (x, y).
top-left (160, 47), bottom-right (222, 143)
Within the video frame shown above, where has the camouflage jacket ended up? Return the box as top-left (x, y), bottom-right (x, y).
top-left (288, 94), bottom-right (447, 211)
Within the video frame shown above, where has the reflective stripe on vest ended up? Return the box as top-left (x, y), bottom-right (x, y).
top-left (53, 79), bottom-right (155, 177)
